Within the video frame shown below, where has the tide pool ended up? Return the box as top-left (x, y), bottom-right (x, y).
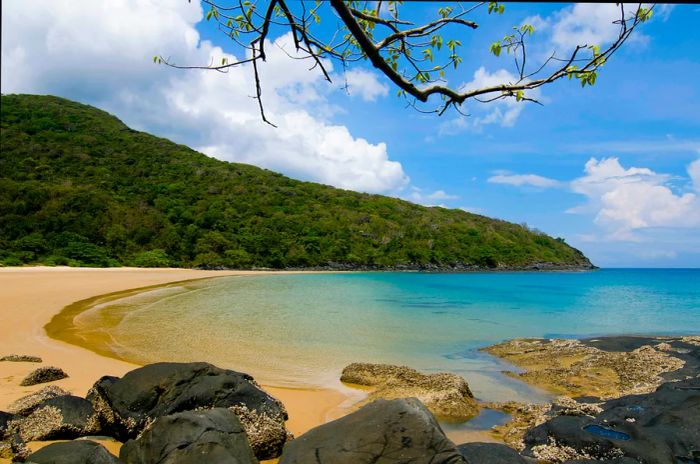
top-left (68, 269), bottom-right (700, 403)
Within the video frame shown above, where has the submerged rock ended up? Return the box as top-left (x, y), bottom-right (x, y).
top-left (6, 385), bottom-right (71, 416)
top-left (120, 408), bottom-right (257, 464)
top-left (26, 440), bottom-right (119, 464)
top-left (522, 376), bottom-right (700, 463)
top-left (279, 398), bottom-right (465, 464)
top-left (11, 395), bottom-right (101, 441)
top-left (19, 366), bottom-right (69, 386)
top-left (341, 362), bottom-right (479, 420)
top-left (87, 362), bottom-right (289, 459)
top-left (0, 354), bottom-right (42, 363)
top-left (456, 442), bottom-right (528, 464)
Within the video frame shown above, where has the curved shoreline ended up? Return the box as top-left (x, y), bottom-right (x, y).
top-left (0, 267), bottom-right (353, 442)
top-left (44, 277), bottom-right (228, 365)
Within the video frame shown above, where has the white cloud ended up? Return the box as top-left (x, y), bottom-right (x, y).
top-left (568, 157), bottom-right (700, 240)
top-left (488, 173), bottom-right (562, 188)
top-left (549, 3), bottom-right (650, 51)
top-left (688, 157), bottom-right (700, 191)
top-left (462, 67), bottom-right (540, 128)
top-left (340, 69), bottom-right (389, 102)
top-left (439, 67), bottom-right (541, 135)
top-left (406, 187), bottom-right (459, 206)
top-left (426, 190), bottom-right (459, 201)
top-left (1, 0), bottom-right (406, 194)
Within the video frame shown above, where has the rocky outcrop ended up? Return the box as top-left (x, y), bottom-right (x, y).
top-left (86, 362), bottom-right (290, 459)
top-left (341, 363), bottom-right (479, 420)
top-left (120, 408), bottom-right (258, 464)
top-left (522, 376), bottom-right (700, 463)
top-left (19, 366), bottom-right (69, 386)
top-left (0, 354), bottom-right (42, 362)
top-left (456, 442), bottom-right (528, 464)
top-left (279, 398), bottom-right (465, 464)
top-left (11, 395), bottom-right (101, 441)
top-left (483, 338), bottom-right (685, 399)
top-left (6, 385), bottom-right (71, 416)
top-left (26, 440), bottom-right (119, 464)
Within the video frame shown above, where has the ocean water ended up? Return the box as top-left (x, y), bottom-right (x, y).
top-left (71, 269), bottom-right (700, 403)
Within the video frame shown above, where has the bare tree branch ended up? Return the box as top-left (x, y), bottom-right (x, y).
top-left (159, 1), bottom-right (654, 124)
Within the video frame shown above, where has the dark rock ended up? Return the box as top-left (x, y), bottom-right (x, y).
top-left (456, 442), bottom-right (527, 464)
top-left (13, 395), bottom-right (100, 441)
top-left (26, 440), bottom-right (119, 464)
top-left (581, 335), bottom-right (700, 384)
top-left (0, 411), bottom-right (14, 435)
top-left (120, 408), bottom-right (257, 464)
top-left (19, 366), bottom-right (68, 386)
top-left (87, 362), bottom-right (289, 459)
top-left (523, 376), bottom-right (700, 464)
top-left (278, 398), bottom-right (465, 464)
top-left (0, 354), bottom-right (42, 363)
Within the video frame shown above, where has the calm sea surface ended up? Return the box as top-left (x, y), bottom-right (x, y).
top-left (75, 269), bottom-right (700, 403)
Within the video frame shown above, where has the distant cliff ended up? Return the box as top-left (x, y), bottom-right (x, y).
top-left (0, 94), bottom-right (593, 270)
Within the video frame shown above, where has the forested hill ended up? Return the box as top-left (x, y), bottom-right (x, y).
top-left (0, 94), bottom-right (593, 270)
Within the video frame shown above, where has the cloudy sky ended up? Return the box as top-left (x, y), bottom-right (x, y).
top-left (2, 2), bottom-right (699, 267)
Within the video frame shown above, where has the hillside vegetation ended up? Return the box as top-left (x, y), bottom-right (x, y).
top-left (0, 94), bottom-right (592, 270)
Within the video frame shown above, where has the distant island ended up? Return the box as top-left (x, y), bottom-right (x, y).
top-left (0, 94), bottom-right (593, 271)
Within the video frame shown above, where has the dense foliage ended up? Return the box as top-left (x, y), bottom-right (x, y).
top-left (0, 94), bottom-right (592, 269)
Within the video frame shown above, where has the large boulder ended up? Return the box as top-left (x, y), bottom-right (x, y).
top-left (87, 362), bottom-right (290, 459)
top-left (26, 440), bottom-right (119, 464)
top-left (523, 376), bottom-right (700, 464)
top-left (120, 408), bottom-right (258, 464)
top-left (279, 398), bottom-right (465, 464)
top-left (19, 366), bottom-right (68, 386)
top-left (456, 442), bottom-right (528, 464)
top-left (12, 395), bottom-right (101, 441)
top-left (341, 363), bottom-right (479, 420)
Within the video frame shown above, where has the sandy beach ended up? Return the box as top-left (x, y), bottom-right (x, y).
top-left (0, 267), bottom-right (352, 460)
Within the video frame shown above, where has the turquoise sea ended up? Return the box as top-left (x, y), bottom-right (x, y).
top-left (74, 269), bottom-right (700, 404)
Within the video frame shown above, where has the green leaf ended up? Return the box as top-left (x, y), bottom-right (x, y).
top-left (515, 90), bottom-right (524, 102)
top-left (206, 10), bottom-right (213, 21)
top-left (637, 7), bottom-right (653, 22)
top-left (490, 42), bottom-right (502, 57)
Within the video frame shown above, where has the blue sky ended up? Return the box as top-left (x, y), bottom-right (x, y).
top-left (2, 2), bottom-right (699, 267)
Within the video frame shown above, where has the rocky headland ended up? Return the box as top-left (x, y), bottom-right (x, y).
top-left (483, 335), bottom-right (700, 463)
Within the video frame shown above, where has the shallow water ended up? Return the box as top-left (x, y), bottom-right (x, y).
top-left (70, 269), bottom-right (700, 404)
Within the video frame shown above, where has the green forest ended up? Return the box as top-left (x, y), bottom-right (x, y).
top-left (0, 94), bottom-right (592, 270)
